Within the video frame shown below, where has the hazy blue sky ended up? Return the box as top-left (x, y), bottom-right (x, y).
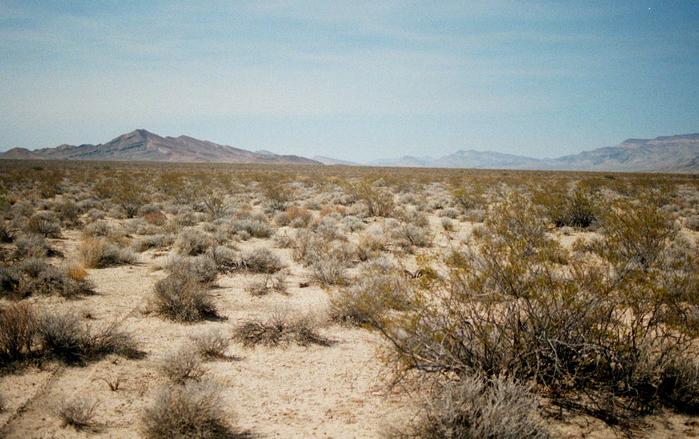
top-left (1, 1), bottom-right (698, 161)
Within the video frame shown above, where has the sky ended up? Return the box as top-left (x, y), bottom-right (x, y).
top-left (1, 1), bottom-right (698, 161)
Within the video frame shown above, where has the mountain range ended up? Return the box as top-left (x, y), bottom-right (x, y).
top-left (0, 129), bottom-right (319, 165)
top-left (350, 133), bottom-right (699, 173)
top-left (2, 130), bottom-right (698, 172)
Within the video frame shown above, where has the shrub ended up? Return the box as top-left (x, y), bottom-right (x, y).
top-left (209, 245), bottom-right (240, 273)
top-left (174, 227), bottom-right (213, 256)
top-left (165, 255), bottom-right (218, 285)
top-left (346, 180), bottom-right (394, 217)
top-left (540, 188), bottom-right (598, 228)
top-left (13, 233), bottom-right (55, 259)
top-left (37, 312), bottom-right (139, 364)
top-left (231, 218), bottom-right (273, 238)
top-left (141, 382), bottom-right (239, 439)
top-left (26, 211), bottom-right (62, 237)
top-left (378, 192), bottom-right (696, 422)
top-left (397, 376), bottom-right (549, 439)
top-left (159, 347), bottom-right (207, 383)
top-left (0, 223), bottom-right (12, 243)
top-left (82, 219), bottom-right (113, 238)
top-left (390, 222), bottom-right (432, 250)
top-left (275, 206), bottom-right (313, 228)
top-left (57, 396), bottom-right (99, 430)
top-left (241, 248), bottom-right (283, 274)
top-left (245, 273), bottom-right (287, 296)
top-left (589, 198), bottom-right (677, 273)
top-left (55, 199), bottom-right (81, 225)
top-left (78, 237), bottom-right (136, 268)
top-left (234, 312), bottom-right (330, 348)
top-left (0, 302), bottom-right (37, 362)
top-left (37, 312), bottom-right (85, 363)
top-left (153, 271), bottom-right (218, 322)
top-left (133, 234), bottom-right (175, 252)
top-left (1, 259), bottom-right (94, 299)
top-left (659, 356), bottom-right (699, 414)
top-left (686, 215), bottom-right (699, 231)
top-left (112, 175), bottom-right (146, 218)
top-left (310, 257), bottom-right (346, 287)
top-left (452, 187), bottom-right (483, 211)
top-left (329, 260), bottom-right (410, 326)
top-left (190, 328), bottom-right (229, 359)
top-left (144, 210), bottom-right (168, 226)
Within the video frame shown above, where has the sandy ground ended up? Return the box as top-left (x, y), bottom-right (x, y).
top-left (1, 222), bottom-right (698, 438)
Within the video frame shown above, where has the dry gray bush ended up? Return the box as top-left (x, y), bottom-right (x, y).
top-left (234, 312), bottom-right (330, 348)
top-left (78, 237), bottom-right (136, 268)
top-left (241, 248), bottom-right (283, 273)
top-left (133, 234), bottom-right (175, 252)
top-left (159, 346), bottom-right (207, 383)
top-left (152, 270), bottom-right (219, 322)
top-left (141, 381), bottom-right (243, 439)
top-left (0, 302), bottom-right (36, 363)
top-left (209, 245), bottom-right (240, 273)
top-left (245, 272), bottom-right (287, 297)
top-left (329, 258), bottom-right (410, 326)
top-left (1, 258), bottom-right (94, 299)
top-left (190, 328), bottom-right (229, 359)
top-left (394, 376), bottom-right (549, 439)
top-left (38, 312), bottom-right (139, 364)
top-left (231, 217), bottom-right (273, 238)
top-left (26, 211), bottom-right (62, 237)
top-left (165, 254), bottom-right (218, 285)
top-left (57, 396), bottom-right (99, 430)
top-left (13, 233), bottom-right (55, 259)
top-left (174, 227), bottom-right (213, 256)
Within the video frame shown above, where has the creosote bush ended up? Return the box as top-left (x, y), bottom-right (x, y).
top-left (377, 192), bottom-right (699, 422)
top-left (345, 180), bottom-right (394, 217)
top-left (537, 188), bottom-right (598, 228)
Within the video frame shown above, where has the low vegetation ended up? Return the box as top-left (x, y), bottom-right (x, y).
top-left (1, 160), bottom-right (698, 437)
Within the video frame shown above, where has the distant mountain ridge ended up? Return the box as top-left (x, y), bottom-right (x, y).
top-left (2, 131), bottom-right (697, 172)
top-left (365, 134), bottom-right (699, 172)
top-left (1, 129), bottom-right (320, 165)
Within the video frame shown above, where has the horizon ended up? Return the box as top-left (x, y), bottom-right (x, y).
top-left (1, 1), bottom-right (698, 161)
